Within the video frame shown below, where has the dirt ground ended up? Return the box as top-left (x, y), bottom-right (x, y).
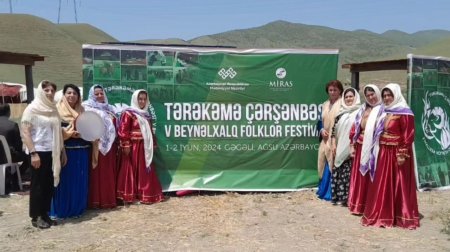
top-left (0, 189), bottom-right (449, 252)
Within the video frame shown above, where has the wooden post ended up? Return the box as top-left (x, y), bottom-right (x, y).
top-left (25, 65), bottom-right (34, 103)
top-left (351, 71), bottom-right (360, 91)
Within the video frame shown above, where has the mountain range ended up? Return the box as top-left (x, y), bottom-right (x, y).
top-left (1, 14), bottom-right (450, 88)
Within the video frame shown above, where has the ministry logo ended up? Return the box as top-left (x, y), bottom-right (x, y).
top-left (422, 91), bottom-right (450, 155)
top-left (218, 68), bottom-right (237, 80)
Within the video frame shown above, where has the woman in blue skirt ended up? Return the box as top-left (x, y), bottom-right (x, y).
top-left (51, 84), bottom-right (90, 219)
top-left (317, 80), bottom-right (343, 200)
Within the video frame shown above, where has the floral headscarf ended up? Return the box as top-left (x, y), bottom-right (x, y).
top-left (82, 85), bottom-right (117, 168)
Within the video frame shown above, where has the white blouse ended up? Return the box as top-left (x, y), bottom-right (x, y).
top-left (29, 115), bottom-right (54, 152)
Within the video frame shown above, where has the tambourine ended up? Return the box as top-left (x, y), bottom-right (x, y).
top-left (75, 111), bottom-right (105, 141)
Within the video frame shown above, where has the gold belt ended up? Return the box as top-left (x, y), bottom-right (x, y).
top-left (381, 133), bottom-right (400, 138)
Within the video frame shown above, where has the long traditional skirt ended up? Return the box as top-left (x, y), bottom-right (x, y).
top-left (361, 144), bottom-right (420, 229)
top-left (331, 158), bottom-right (352, 204)
top-left (116, 139), bottom-right (164, 204)
top-left (51, 138), bottom-right (90, 218)
top-left (347, 142), bottom-right (369, 214)
top-left (88, 142), bottom-right (118, 209)
top-left (317, 162), bottom-right (332, 201)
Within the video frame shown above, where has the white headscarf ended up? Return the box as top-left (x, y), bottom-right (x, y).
top-left (382, 83), bottom-right (411, 111)
top-left (21, 80), bottom-right (63, 186)
top-left (334, 88), bottom-right (361, 167)
top-left (352, 84), bottom-right (382, 177)
top-left (128, 89), bottom-right (154, 170)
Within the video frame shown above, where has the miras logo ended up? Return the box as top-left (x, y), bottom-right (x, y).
top-left (270, 67), bottom-right (293, 88)
top-left (218, 68), bottom-right (237, 80)
top-left (276, 68), bottom-right (286, 79)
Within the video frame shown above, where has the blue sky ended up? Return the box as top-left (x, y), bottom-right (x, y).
top-left (1, 0), bottom-right (450, 41)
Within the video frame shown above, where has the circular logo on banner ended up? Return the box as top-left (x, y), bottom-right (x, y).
top-left (276, 68), bottom-right (286, 79)
top-left (421, 91), bottom-right (450, 155)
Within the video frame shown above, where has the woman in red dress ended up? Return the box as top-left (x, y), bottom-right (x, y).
top-left (362, 83), bottom-right (420, 229)
top-left (348, 84), bottom-right (382, 214)
top-left (83, 85), bottom-right (118, 209)
top-left (117, 89), bottom-right (164, 204)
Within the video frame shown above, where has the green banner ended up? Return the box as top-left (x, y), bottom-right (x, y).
top-left (408, 54), bottom-right (450, 189)
top-left (82, 44), bottom-right (339, 191)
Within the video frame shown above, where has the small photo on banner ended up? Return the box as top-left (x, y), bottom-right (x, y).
top-left (82, 49), bottom-right (94, 86)
top-left (93, 49), bottom-right (121, 80)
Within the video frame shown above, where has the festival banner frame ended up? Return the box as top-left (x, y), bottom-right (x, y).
top-left (83, 44), bottom-right (339, 191)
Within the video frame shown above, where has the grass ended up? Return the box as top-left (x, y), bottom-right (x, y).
top-left (381, 29), bottom-right (450, 47)
top-left (416, 37), bottom-right (450, 58)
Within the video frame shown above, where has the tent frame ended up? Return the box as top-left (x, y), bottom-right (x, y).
top-left (0, 51), bottom-right (45, 103)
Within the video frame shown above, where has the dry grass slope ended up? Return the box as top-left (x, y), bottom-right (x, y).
top-left (0, 14), bottom-right (117, 88)
top-left (56, 23), bottom-right (117, 44)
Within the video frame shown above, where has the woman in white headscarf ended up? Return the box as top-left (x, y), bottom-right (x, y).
top-left (362, 83), bottom-right (419, 229)
top-left (330, 87), bottom-right (361, 205)
top-left (347, 84), bottom-right (382, 215)
top-left (117, 89), bottom-right (164, 204)
top-left (83, 85), bottom-right (118, 209)
top-left (21, 80), bottom-right (66, 229)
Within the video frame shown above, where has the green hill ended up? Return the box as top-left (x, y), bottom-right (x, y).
top-left (0, 14), bottom-right (117, 88)
top-left (382, 29), bottom-right (450, 48)
top-left (415, 37), bottom-right (450, 58)
top-left (1, 15), bottom-right (450, 89)
top-left (189, 21), bottom-right (411, 63)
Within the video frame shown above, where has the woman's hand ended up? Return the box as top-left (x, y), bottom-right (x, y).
top-left (123, 146), bottom-right (131, 155)
top-left (321, 129), bottom-right (329, 142)
top-left (350, 145), bottom-right (355, 158)
top-left (61, 149), bottom-right (67, 167)
top-left (31, 153), bottom-right (41, 169)
top-left (73, 131), bottom-right (81, 138)
top-left (397, 155), bottom-right (406, 166)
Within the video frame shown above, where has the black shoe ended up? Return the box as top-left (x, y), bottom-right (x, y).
top-left (42, 215), bottom-right (57, 226)
top-left (31, 217), bottom-right (37, 227)
top-left (116, 198), bottom-right (125, 206)
top-left (32, 217), bottom-right (50, 229)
